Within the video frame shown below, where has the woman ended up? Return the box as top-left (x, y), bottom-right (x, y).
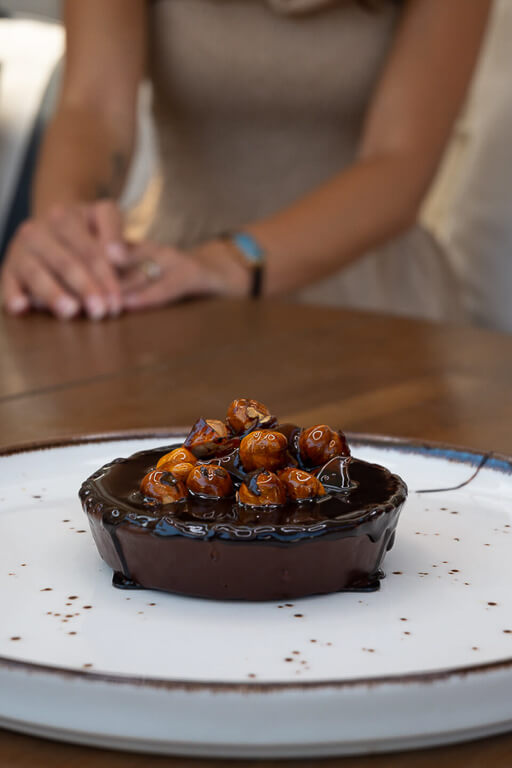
top-left (0, 0), bottom-right (491, 320)
top-left (445, 0), bottom-right (512, 332)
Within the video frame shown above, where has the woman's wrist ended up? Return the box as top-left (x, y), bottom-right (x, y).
top-left (220, 232), bottom-right (266, 299)
top-left (189, 239), bottom-right (252, 298)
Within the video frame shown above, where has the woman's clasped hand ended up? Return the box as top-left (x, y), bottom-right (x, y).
top-left (0, 199), bottom-right (250, 319)
top-left (0, 0), bottom-right (493, 322)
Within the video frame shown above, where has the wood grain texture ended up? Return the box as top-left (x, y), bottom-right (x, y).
top-left (0, 299), bottom-right (511, 766)
top-left (0, 727), bottom-right (512, 768)
top-left (1, 300), bottom-right (511, 452)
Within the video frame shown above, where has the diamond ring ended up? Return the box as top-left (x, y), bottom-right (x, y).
top-left (140, 259), bottom-right (162, 282)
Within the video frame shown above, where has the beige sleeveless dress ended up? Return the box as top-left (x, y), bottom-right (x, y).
top-left (148, 0), bottom-right (465, 322)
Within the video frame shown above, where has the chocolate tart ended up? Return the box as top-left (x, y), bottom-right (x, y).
top-left (79, 437), bottom-right (407, 601)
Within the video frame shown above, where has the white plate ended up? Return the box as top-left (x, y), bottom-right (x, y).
top-left (0, 434), bottom-right (511, 757)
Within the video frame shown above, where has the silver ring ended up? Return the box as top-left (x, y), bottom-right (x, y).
top-left (140, 259), bottom-right (162, 282)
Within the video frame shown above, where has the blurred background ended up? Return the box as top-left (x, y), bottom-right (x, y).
top-left (1, 0), bottom-right (511, 330)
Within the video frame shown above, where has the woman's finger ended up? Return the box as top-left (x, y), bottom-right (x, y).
top-left (122, 246), bottom-right (204, 310)
top-left (50, 205), bottom-right (122, 315)
top-left (0, 261), bottom-right (30, 315)
top-left (115, 239), bottom-right (162, 271)
top-left (91, 199), bottom-right (127, 266)
top-left (122, 278), bottom-right (180, 310)
top-left (119, 250), bottom-right (165, 294)
top-left (12, 248), bottom-right (80, 319)
top-left (121, 242), bottom-right (198, 297)
top-left (120, 241), bottom-right (190, 273)
top-left (118, 241), bottom-right (172, 294)
top-left (122, 260), bottom-right (192, 310)
top-left (118, 266), bottom-right (149, 295)
top-left (22, 221), bottom-right (107, 319)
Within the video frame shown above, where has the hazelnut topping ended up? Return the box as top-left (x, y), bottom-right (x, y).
top-left (138, 402), bottom-right (352, 510)
top-left (187, 464), bottom-right (233, 499)
top-left (184, 417), bottom-right (229, 458)
top-left (298, 425), bottom-right (349, 467)
top-left (156, 446), bottom-right (197, 469)
top-left (162, 461), bottom-right (196, 483)
top-left (278, 467), bottom-right (326, 501)
top-left (140, 470), bottom-right (187, 504)
top-left (238, 470), bottom-right (287, 507)
top-left (226, 398), bottom-right (273, 434)
top-left (239, 430), bottom-right (288, 472)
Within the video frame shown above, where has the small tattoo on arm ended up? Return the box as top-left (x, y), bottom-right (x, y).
top-left (95, 151), bottom-right (128, 200)
top-left (95, 182), bottom-right (111, 200)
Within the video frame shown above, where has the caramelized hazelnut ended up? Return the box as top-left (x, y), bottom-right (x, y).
top-left (140, 470), bottom-right (187, 504)
top-left (156, 446), bottom-right (197, 469)
top-left (184, 418), bottom-right (229, 458)
top-left (226, 398), bottom-right (273, 434)
top-left (298, 425), bottom-right (349, 467)
top-left (161, 461), bottom-right (195, 483)
top-left (278, 467), bottom-right (326, 501)
top-left (239, 430), bottom-right (289, 472)
top-left (187, 464), bottom-right (233, 498)
top-left (238, 470), bottom-right (286, 507)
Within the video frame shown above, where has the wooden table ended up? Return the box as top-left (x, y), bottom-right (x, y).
top-left (1, 299), bottom-right (511, 767)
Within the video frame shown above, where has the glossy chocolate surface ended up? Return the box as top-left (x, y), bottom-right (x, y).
top-left (80, 437), bottom-right (407, 600)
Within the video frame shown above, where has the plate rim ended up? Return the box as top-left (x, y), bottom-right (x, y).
top-left (1, 428), bottom-right (511, 694)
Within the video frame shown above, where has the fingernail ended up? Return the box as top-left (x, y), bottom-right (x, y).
top-left (8, 296), bottom-right (29, 314)
top-left (123, 294), bottom-right (138, 309)
top-left (85, 295), bottom-right (107, 320)
top-left (109, 294), bottom-right (122, 316)
top-left (56, 296), bottom-right (79, 319)
top-left (106, 242), bottom-right (126, 266)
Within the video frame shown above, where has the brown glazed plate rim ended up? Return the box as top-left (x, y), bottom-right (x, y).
top-left (0, 429), bottom-right (511, 693)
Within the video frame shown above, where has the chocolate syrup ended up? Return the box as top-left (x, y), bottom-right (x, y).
top-left (79, 438), bottom-right (407, 601)
top-left (82, 446), bottom-right (404, 542)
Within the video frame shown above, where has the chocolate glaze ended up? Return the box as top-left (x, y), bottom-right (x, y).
top-left (79, 437), bottom-right (407, 601)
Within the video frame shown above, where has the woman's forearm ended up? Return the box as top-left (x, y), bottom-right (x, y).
top-left (1, 0), bottom-right (145, 320)
top-left (32, 105), bottom-right (132, 216)
top-left (245, 0), bottom-right (491, 297)
top-left (246, 150), bottom-right (431, 296)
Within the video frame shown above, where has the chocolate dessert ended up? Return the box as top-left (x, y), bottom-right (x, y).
top-left (79, 399), bottom-right (407, 600)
